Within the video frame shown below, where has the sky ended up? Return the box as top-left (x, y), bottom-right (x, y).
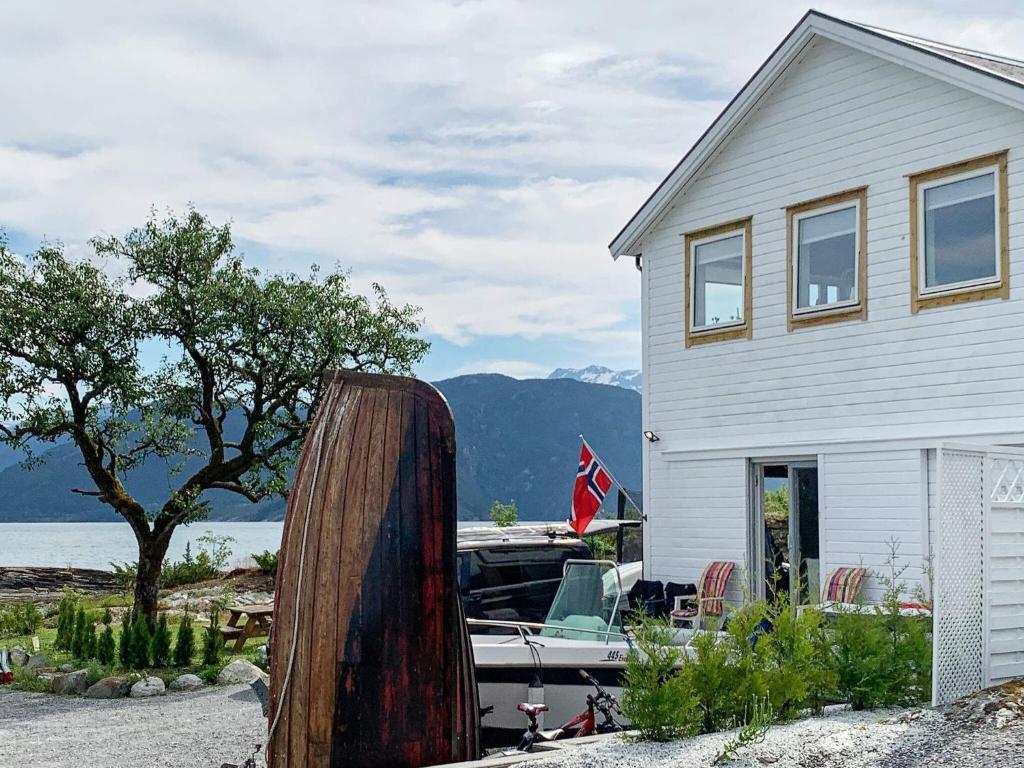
top-left (2, 1), bottom-right (1023, 382)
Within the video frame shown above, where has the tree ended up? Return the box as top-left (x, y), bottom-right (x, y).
top-left (97, 623), bottom-right (116, 666)
top-left (489, 500), bottom-right (518, 527)
top-left (0, 210), bottom-right (428, 622)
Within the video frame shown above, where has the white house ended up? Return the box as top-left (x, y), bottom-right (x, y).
top-left (610, 10), bottom-right (1024, 702)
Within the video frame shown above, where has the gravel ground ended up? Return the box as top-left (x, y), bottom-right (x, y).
top-left (528, 707), bottom-right (1024, 768)
top-left (0, 685), bottom-right (267, 768)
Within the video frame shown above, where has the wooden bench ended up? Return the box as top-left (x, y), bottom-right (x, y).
top-left (220, 604), bottom-right (273, 652)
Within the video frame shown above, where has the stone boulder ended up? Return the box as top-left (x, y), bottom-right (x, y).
top-left (218, 659), bottom-right (268, 685)
top-left (85, 676), bottom-right (131, 699)
top-left (129, 676), bottom-right (165, 698)
top-left (52, 669), bottom-right (88, 695)
top-left (24, 654), bottom-right (48, 671)
top-left (9, 647), bottom-right (28, 667)
top-left (58, 663), bottom-right (76, 673)
top-left (168, 674), bottom-right (204, 692)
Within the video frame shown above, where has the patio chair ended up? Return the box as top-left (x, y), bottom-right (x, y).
top-left (820, 566), bottom-right (866, 607)
top-left (670, 561), bottom-right (736, 629)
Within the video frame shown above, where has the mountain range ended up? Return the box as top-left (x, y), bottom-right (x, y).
top-left (0, 371), bottom-right (641, 523)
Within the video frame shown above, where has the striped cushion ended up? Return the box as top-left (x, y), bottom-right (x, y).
top-left (823, 567), bottom-right (865, 604)
top-left (697, 561), bottom-right (736, 616)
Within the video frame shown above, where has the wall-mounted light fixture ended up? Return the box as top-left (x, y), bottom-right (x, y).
top-left (643, 430), bottom-right (660, 442)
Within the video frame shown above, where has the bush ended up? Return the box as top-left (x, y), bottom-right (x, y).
top-left (202, 608), bottom-right (222, 667)
top-left (110, 533), bottom-right (237, 593)
top-left (0, 602), bottom-right (42, 639)
top-left (174, 613), bottom-right (196, 667)
top-left (489, 500), bottom-right (518, 527)
top-left (151, 614), bottom-right (172, 667)
top-left (70, 607), bottom-right (87, 658)
top-left (53, 592), bottom-right (80, 650)
top-left (127, 613), bottom-right (151, 669)
top-left (251, 550), bottom-right (279, 577)
top-left (84, 622), bottom-right (98, 660)
top-left (97, 624), bottom-right (116, 665)
top-left (621, 614), bottom-right (699, 740)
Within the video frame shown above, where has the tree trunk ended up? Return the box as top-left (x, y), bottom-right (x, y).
top-left (134, 533), bottom-right (171, 626)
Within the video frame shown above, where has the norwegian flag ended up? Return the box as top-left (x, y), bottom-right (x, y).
top-left (570, 441), bottom-right (613, 535)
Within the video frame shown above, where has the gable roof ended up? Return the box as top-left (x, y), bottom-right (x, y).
top-left (609, 9), bottom-right (1024, 259)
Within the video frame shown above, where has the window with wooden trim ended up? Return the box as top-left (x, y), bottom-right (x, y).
top-left (684, 218), bottom-right (752, 347)
top-left (909, 151), bottom-right (1008, 313)
top-left (786, 188), bottom-right (867, 330)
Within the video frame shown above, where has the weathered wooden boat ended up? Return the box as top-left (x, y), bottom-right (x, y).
top-left (268, 370), bottom-right (479, 767)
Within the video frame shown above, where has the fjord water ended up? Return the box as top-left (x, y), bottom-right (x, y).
top-left (0, 520), bottom-right (513, 570)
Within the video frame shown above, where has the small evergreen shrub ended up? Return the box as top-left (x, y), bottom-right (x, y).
top-left (621, 614), bottom-right (699, 741)
top-left (174, 613), bottom-right (196, 667)
top-left (202, 608), bottom-right (222, 667)
top-left (70, 607), bottom-right (87, 658)
top-left (0, 602), bottom-right (42, 639)
top-left (54, 593), bottom-right (80, 650)
top-left (118, 622), bottom-right (131, 667)
top-left (84, 622), bottom-right (98, 660)
top-left (151, 614), bottom-right (172, 667)
top-left (127, 613), bottom-right (151, 669)
top-left (97, 623), bottom-right (117, 665)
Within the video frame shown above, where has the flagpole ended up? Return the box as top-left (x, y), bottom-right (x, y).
top-left (579, 434), bottom-right (643, 517)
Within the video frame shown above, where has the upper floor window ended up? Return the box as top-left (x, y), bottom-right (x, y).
top-left (786, 188), bottom-right (867, 330)
top-left (909, 151), bottom-right (1008, 313)
top-left (684, 217), bottom-right (752, 347)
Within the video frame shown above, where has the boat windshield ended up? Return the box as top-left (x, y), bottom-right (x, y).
top-left (540, 560), bottom-right (624, 642)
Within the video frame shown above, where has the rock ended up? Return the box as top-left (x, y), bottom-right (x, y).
top-left (34, 672), bottom-right (57, 686)
top-left (168, 674), bottom-right (204, 691)
top-left (129, 676), bottom-right (165, 698)
top-left (218, 659), bottom-right (268, 685)
top-left (51, 669), bottom-right (88, 695)
top-left (995, 707), bottom-right (1014, 729)
top-left (24, 654), bottom-right (48, 671)
top-left (85, 676), bottom-right (131, 699)
top-left (9, 647), bottom-right (28, 667)
top-left (58, 663), bottom-right (75, 673)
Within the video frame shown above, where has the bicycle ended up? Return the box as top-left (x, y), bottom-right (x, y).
top-left (515, 669), bottom-right (624, 752)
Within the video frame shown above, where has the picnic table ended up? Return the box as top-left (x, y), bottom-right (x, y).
top-left (219, 604), bottom-right (273, 651)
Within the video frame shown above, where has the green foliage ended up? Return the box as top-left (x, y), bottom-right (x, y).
top-left (97, 624), bottom-right (117, 666)
top-left (0, 211), bottom-right (428, 620)
top-left (163, 534), bottom-right (236, 588)
top-left (621, 614), bottom-right (699, 741)
top-left (0, 602), bottom-right (42, 639)
top-left (251, 550), bottom-right (279, 577)
top-left (489, 500), bottom-right (518, 527)
top-left (127, 613), bottom-right (152, 669)
top-left (202, 608), bottom-right (222, 667)
top-left (584, 533), bottom-right (616, 561)
top-left (198, 664), bottom-right (221, 684)
top-left (763, 486), bottom-right (789, 524)
top-left (151, 614), bottom-right (172, 667)
top-left (108, 561), bottom-right (138, 595)
top-left (53, 592), bottom-right (80, 650)
top-left (70, 607), bottom-right (87, 658)
top-left (713, 697), bottom-right (773, 764)
top-left (83, 622), bottom-right (98, 660)
top-left (118, 623), bottom-right (131, 667)
top-left (174, 613), bottom-right (196, 667)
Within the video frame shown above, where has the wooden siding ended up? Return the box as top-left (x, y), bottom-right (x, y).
top-left (642, 37), bottom-right (1024, 453)
top-left (647, 457), bottom-right (747, 605)
top-left (820, 450), bottom-right (928, 602)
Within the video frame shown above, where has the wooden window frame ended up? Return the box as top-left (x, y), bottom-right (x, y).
top-left (786, 187), bottom-right (868, 331)
top-left (684, 217), bottom-right (752, 348)
top-left (909, 150), bottom-right (1009, 314)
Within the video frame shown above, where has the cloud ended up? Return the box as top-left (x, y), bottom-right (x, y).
top-left (1, 0), bottom-right (1022, 375)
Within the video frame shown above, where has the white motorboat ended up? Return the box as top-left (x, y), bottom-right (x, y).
top-left (471, 559), bottom-right (686, 747)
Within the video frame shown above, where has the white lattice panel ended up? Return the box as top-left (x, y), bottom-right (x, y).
top-left (991, 457), bottom-right (1024, 504)
top-left (933, 449), bottom-right (985, 705)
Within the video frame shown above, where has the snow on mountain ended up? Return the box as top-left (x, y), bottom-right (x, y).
top-left (547, 365), bottom-right (641, 392)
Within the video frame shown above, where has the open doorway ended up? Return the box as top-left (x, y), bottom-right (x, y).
top-left (750, 461), bottom-right (820, 604)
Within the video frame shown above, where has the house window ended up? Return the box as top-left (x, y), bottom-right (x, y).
top-left (786, 187), bottom-right (867, 330)
top-left (909, 151), bottom-right (1008, 313)
top-left (684, 218), bottom-right (752, 347)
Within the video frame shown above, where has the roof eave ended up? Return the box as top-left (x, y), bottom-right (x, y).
top-left (608, 9), bottom-right (1024, 260)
